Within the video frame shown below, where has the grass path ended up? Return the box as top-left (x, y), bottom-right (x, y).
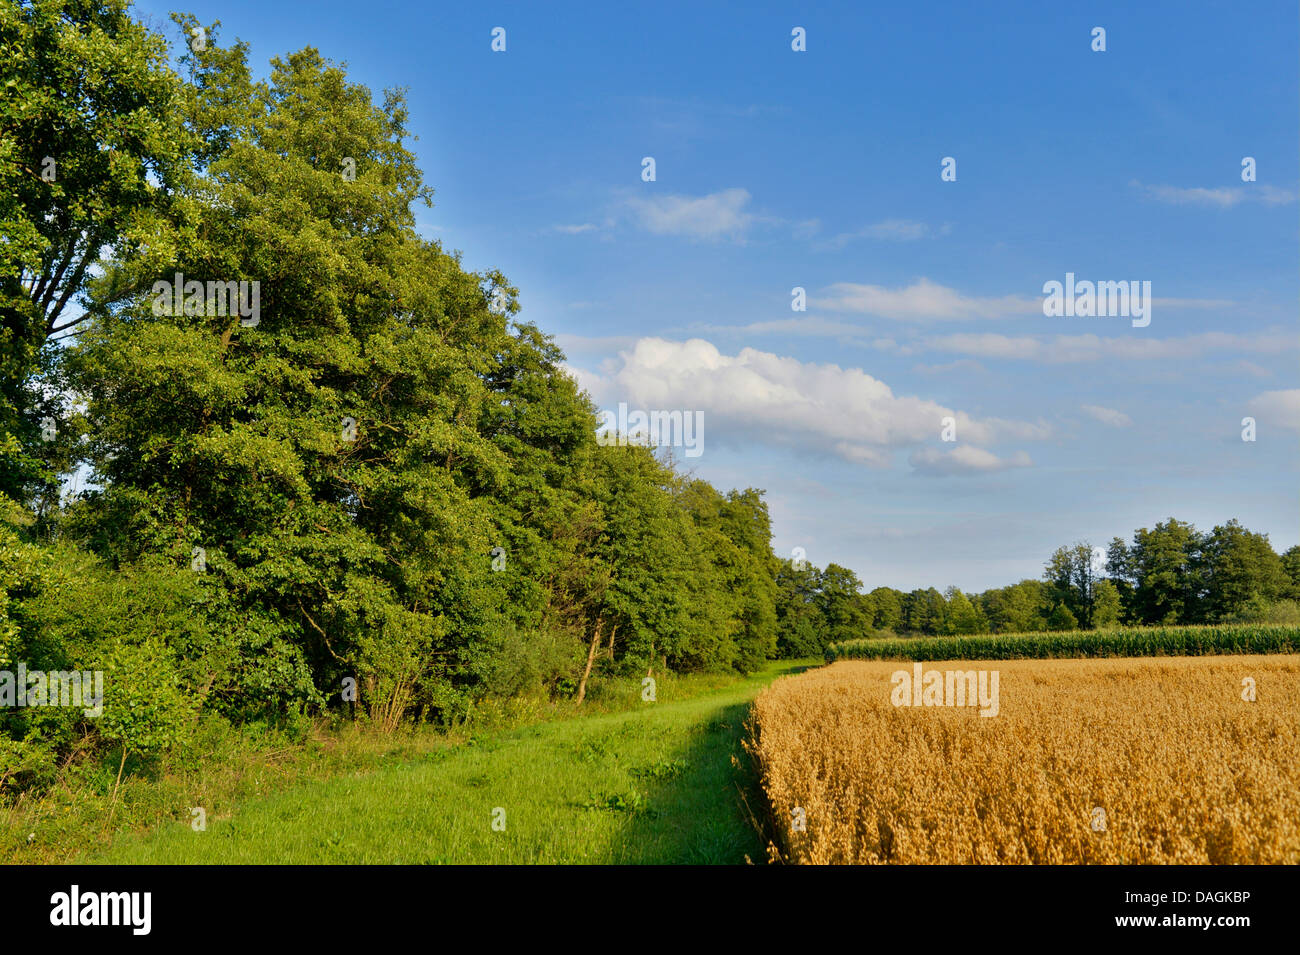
top-left (85, 660), bottom-right (811, 864)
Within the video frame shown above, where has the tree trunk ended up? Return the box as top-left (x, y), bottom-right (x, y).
top-left (607, 623), bottom-right (617, 660)
top-left (576, 620), bottom-right (603, 705)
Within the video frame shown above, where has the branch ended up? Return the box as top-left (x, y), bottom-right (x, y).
top-left (297, 597), bottom-right (346, 662)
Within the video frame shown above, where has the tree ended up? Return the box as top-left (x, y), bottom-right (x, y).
top-left (1281, 546), bottom-right (1300, 601)
top-left (868, 586), bottom-right (903, 631)
top-left (942, 587), bottom-right (985, 635)
top-left (1104, 536), bottom-right (1136, 623)
top-left (1046, 603), bottom-right (1078, 631)
top-left (0, 0), bottom-right (192, 500)
top-left (902, 587), bottom-right (946, 635)
top-left (774, 559), bottom-right (826, 656)
top-left (979, 580), bottom-right (1047, 633)
top-left (1199, 520), bottom-right (1288, 622)
top-left (816, 564), bottom-right (870, 643)
top-left (1043, 542), bottom-right (1096, 628)
top-left (1090, 579), bottom-right (1122, 629)
top-left (1123, 519), bottom-right (1203, 624)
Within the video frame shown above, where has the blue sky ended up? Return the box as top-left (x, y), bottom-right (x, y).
top-left (134, 0), bottom-right (1299, 591)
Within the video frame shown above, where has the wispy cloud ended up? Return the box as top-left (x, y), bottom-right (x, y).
top-left (814, 278), bottom-right (1041, 321)
top-left (710, 315), bottom-right (873, 340)
top-left (1132, 180), bottom-right (1298, 207)
top-left (624, 188), bottom-right (757, 241)
top-left (913, 358), bottom-right (986, 376)
top-left (815, 219), bottom-right (950, 250)
top-left (1081, 404), bottom-right (1133, 427)
top-left (1152, 297), bottom-right (1235, 309)
top-left (925, 330), bottom-right (1299, 363)
top-left (909, 446), bottom-right (1033, 476)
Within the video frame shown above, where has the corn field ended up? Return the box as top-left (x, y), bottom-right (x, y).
top-left (828, 623), bottom-right (1300, 662)
top-left (746, 656), bottom-right (1300, 864)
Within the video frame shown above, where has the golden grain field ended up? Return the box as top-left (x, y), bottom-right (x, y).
top-left (745, 655), bottom-right (1300, 864)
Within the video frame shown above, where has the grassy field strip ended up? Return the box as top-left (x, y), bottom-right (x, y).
top-left (86, 661), bottom-right (811, 864)
top-left (828, 623), bottom-right (1300, 661)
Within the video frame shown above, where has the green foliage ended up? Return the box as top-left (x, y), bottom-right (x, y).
top-left (1090, 579), bottom-right (1122, 628)
top-left (0, 501), bottom-right (203, 784)
top-left (827, 624), bottom-right (1300, 662)
top-left (94, 638), bottom-right (194, 758)
top-left (0, 12), bottom-right (793, 799)
top-left (940, 587), bottom-right (985, 635)
top-left (1226, 597), bottom-right (1300, 626)
top-left (2, 5), bottom-right (1296, 828)
top-left (0, 0), bottom-right (191, 500)
top-left (979, 580), bottom-right (1047, 634)
top-left (1046, 603), bottom-right (1079, 631)
top-left (469, 621), bottom-right (583, 699)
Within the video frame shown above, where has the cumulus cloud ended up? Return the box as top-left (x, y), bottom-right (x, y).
top-left (569, 337), bottom-right (1047, 468)
top-left (1081, 404), bottom-right (1133, 427)
top-left (909, 446), bottom-right (1033, 476)
top-left (814, 278), bottom-right (1041, 320)
top-left (624, 188), bottom-right (756, 240)
top-left (1246, 389), bottom-right (1300, 432)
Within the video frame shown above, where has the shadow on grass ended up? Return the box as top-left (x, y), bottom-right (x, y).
top-left (592, 701), bottom-right (754, 864)
top-left (598, 661), bottom-right (818, 865)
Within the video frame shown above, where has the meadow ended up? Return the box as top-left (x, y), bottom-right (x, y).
top-left (746, 655), bottom-right (1300, 865)
top-left (57, 661), bottom-right (813, 865)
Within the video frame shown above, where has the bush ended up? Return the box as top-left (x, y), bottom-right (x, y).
top-left (1227, 597), bottom-right (1300, 626)
top-left (469, 621), bottom-right (584, 700)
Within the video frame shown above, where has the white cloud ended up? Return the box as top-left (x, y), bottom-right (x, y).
top-left (551, 223), bottom-right (600, 234)
top-left (1133, 181), bottom-right (1298, 207)
top-left (569, 337), bottom-right (1047, 468)
top-left (624, 188), bottom-right (755, 240)
top-left (1246, 389), bottom-right (1300, 432)
top-left (925, 330), bottom-right (1299, 363)
top-left (1081, 404), bottom-right (1133, 427)
top-left (909, 446), bottom-right (1033, 475)
top-left (814, 278), bottom-right (1041, 320)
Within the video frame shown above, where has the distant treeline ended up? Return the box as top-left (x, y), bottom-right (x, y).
top-left (777, 518), bottom-right (1300, 656)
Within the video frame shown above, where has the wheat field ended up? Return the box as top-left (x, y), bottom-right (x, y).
top-left (746, 655), bottom-right (1300, 864)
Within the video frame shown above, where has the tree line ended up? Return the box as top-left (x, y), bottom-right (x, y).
top-left (776, 518), bottom-right (1300, 655)
top-left (2, 5), bottom-right (786, 786)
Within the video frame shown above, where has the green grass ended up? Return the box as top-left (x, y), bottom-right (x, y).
top-left (81, 660), bottom-right (813, 864)
top-left (827, 623), bottom-right (1300, 662)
